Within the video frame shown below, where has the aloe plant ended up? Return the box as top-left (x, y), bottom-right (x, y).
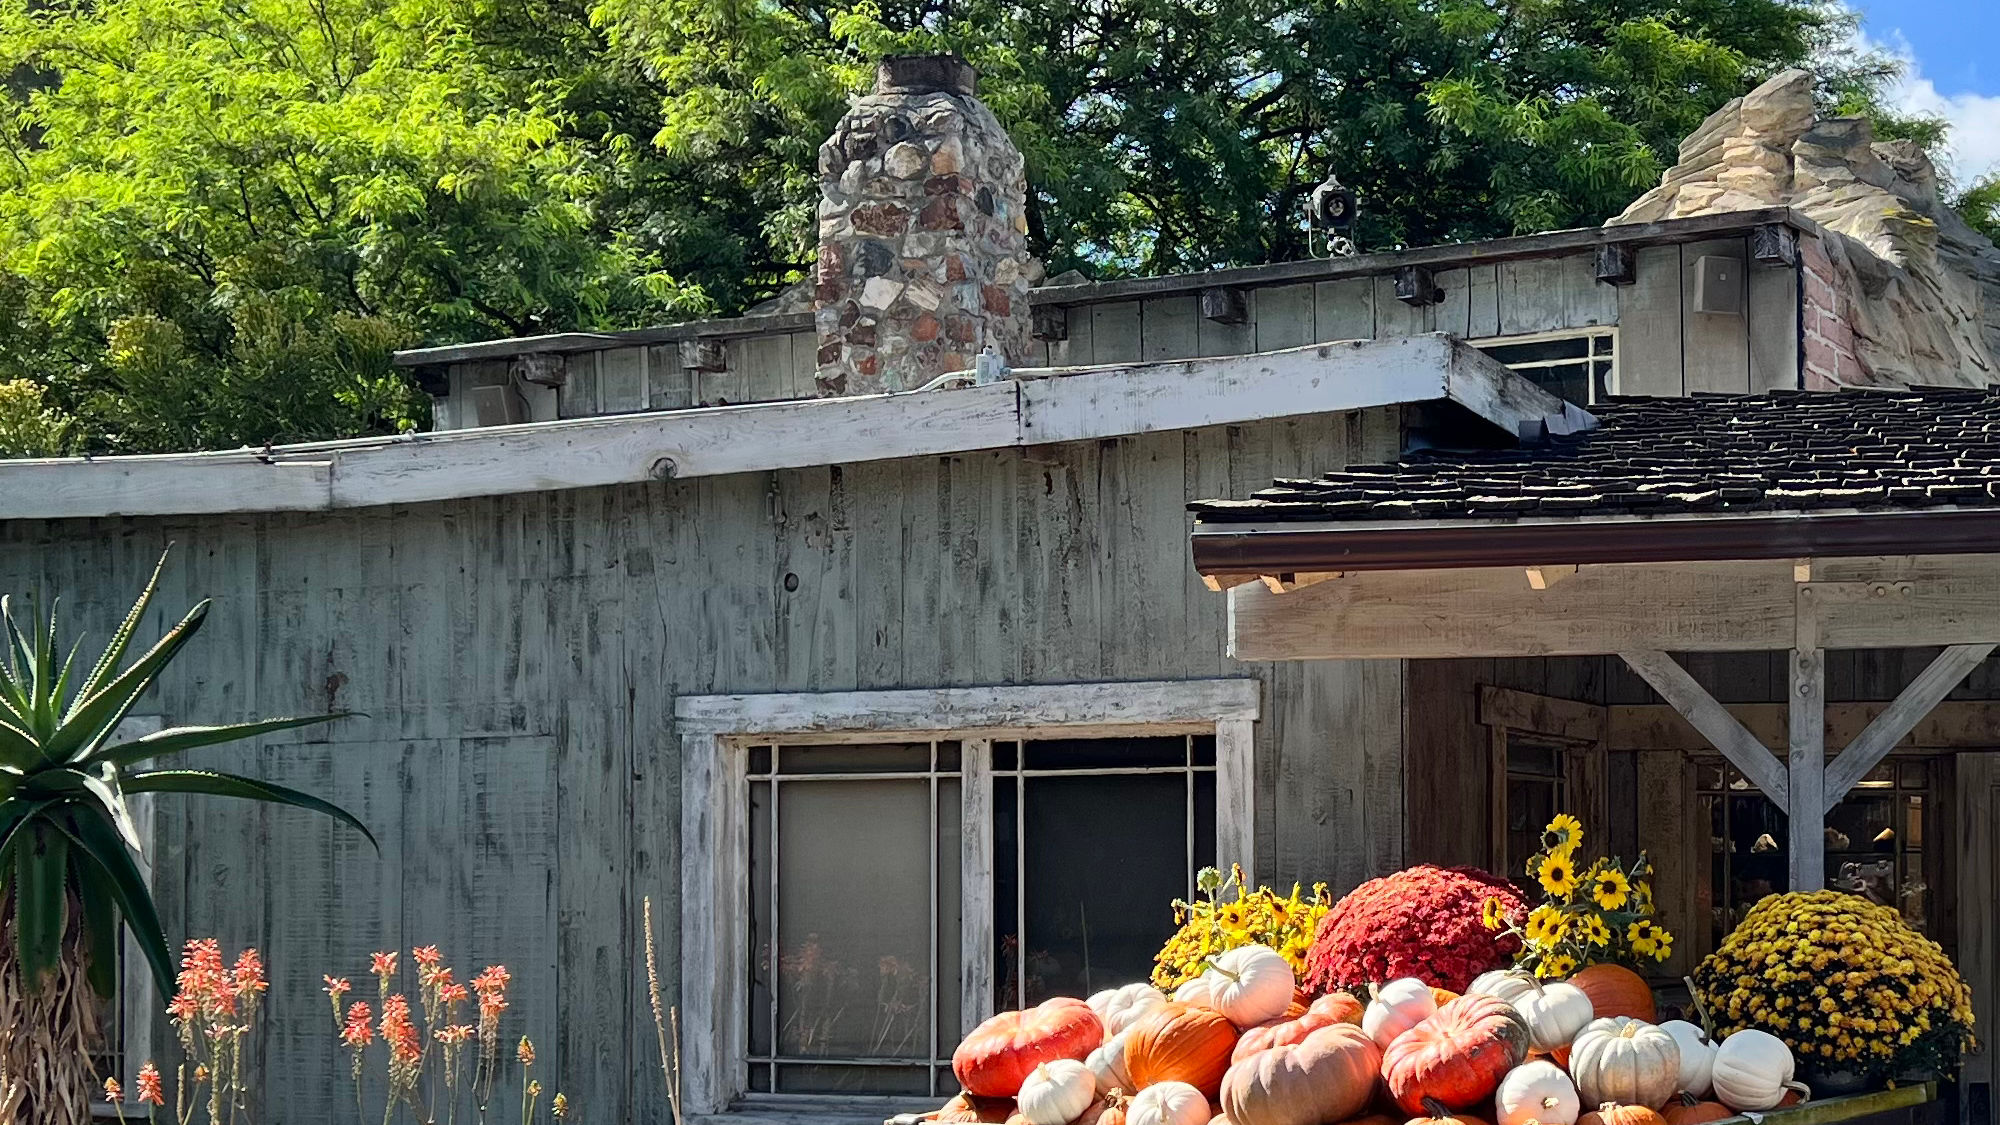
top-left (0, 550), bottom-right (371, 1119)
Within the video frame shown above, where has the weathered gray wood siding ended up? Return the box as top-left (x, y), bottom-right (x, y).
top-left (0, 413), bottom-right (1401, 1122)
top-left (433, 245), bottom-right (1803, 429)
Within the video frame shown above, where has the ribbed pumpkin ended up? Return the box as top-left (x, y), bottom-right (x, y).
top-left (956, 998), bottom-right (1108, 1096)
top-left (1578, 1105), bottom-right (1666, 1125)
top-left (1569, 1019), bottom-right (1680, 1110)
top-left (1430, 989), bottom-right (1462, 1008)
top-left (1232, 993), bottom-right (1367, 1063)
top-left (1381, 994), bottom-right (1531, 1114)
top-left (1660, 1094), bottom-right (1731, 1125)
top-left (1568, 966), bottom-right (1656, 1023)
top-left (1221, 1024), bottom-right (1382, 1125)
top-left (1076, 1095), bottom-right (1129, 1125)
top-left (1126, 1003), bottom-right (1240, 1100)
top-left (1406, 1098), bottom-right (1488, 1125)
top-left (1340, 1116), bottom-right (1403, 1125)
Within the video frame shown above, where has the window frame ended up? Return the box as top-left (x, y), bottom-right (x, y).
top-left (676, 679), bottom-right (1261, 1117)
top-left (1470, 327), bottom-right (1619, 404)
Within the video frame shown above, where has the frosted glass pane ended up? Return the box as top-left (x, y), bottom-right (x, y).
top-left (775, 779), bottom-right (933, 1061)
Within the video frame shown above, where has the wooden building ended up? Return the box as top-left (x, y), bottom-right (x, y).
top-left (3, 61), bottom-right (1998, 1125)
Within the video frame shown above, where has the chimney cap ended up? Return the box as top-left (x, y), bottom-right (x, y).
top-left (875, 54), bottom-right (977, 96)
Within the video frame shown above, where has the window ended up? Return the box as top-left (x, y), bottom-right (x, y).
top-left (677, 680), bottom-right (1258, 1115)
top-left (1698, 758), bottom-right (1937, 949)
top-left (991, 736), bottom-right (1216, 1009)
top-left (1503, 738), bottom-right (1568, 887)
top-left (1474, 329), bottom-right (1617, 405)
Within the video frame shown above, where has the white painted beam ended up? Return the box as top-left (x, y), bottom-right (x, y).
top-left (0, 335), bottom-right (1566, 519)
top-left (1823, 642), bottom-right (1997, 811)
top-left (1618, 650), bottom-right (1790, 812)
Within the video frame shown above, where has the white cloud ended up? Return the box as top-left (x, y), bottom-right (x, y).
top-left (1856, 29), bottom-right (2000, 186)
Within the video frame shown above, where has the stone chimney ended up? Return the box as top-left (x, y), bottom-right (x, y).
top-left (814, 55), bottom-right (1036, 395)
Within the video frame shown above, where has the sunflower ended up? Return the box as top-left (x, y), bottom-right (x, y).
top-left (1574, 915), bottom-right (1612, 947)
top-left (1590, 868), bottom-right (1632, 910)
top-left (1482, 896), bottom-right (1506, 931)
top-left (1539, 952), bottom-right (1579, 978)
top-left (1536, 850), bottom-right (1580, 899)
top-left (1627, 918), bottom-right (1663, 957)
top-left (1543, 813), bottom-right (1582, 851)
top-left (1523, 904), bottom-right (1565, 944)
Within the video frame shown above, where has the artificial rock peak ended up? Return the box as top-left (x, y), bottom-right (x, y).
top-left (813, 55), bottom-right (1040, 395)
top-left (1612, 68), bottom-right (2000, 389)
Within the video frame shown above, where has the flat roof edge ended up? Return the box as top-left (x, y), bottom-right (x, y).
top-left (393, 209), bottom-right (1815, 368)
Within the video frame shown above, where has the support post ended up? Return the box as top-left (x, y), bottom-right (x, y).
top-left (1789, 589), bottom-right (1826, 890)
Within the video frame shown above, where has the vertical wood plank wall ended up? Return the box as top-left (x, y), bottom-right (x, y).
top-left (0, 413), bottom-right (1402, 1122)
top-left (438, 244), bottom-right (1803, 427)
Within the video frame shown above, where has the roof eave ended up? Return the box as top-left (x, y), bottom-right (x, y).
top-left (1188, 506), bottom-right (2000, 575)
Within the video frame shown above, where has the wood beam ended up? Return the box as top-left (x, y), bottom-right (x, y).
top-left (1525, 565), bottom-right (1576, 590)
top-left (1612, 699), bottom-right (2000, 752)
top-left (1259, 571), bottom-right (1342, 594)
top-left (1618, 650), bottom-right (1790, 812)
top-left (1822, 642), bottom-right (1997, 811)
top-left (1789, 590), bottom-right (1825, 889)
top-left (1227, 555), bottom-right (2000, 660)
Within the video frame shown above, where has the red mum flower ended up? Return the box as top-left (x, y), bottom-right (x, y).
top-left (1302, 864), bottom-right (1527, 994)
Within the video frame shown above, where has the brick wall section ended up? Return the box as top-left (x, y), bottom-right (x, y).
top-left (1800, 232), bottom-right (1863, 390)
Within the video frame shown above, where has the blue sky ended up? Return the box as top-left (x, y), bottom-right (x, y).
top-left (1854, 0), bottom-right (2000, 182)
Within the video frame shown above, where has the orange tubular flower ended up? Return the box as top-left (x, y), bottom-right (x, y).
top-left (341, 1002), bottom-right (375, 1048)
top-left (232, 949), bottom-right (269, 999)
top-left (104, 1077), bottom-right (122, 1102)
top-left (517, 1036), bottom-right (536, 1066)
top-left (380, 995), bottom-right (422, 1065)
top-left (136, 1062), bottom-right (165, 1107)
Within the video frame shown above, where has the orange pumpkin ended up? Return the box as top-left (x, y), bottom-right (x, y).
top-left (1072, 1096), bottom-right (1128, 1125)
top-left (1232, 994), bottom-right (1368, 1063)
top-left (1777, 1092), bottom-right (1804, 1109)
top-left (1381, 995), bottom-right (1531, 1114)
top-left (1282, 1001), bottom-right (1309, 1020)
top-left (1661, 1094), bottom-right (1732, 1125)
top-left (934, 1094), bottom-right (1018, 1123)
top-left (1430, 989), bottom-right (1462, 1008)
top-left (1406, 1097), bottom-right (1489, 1125)
top-left (1341, 1117), bottom-right (1402, 1125)
top-left (1221, 1024), bottom-right (1382, 1125)
top-left (955, 998), bottom-right (1106, 1096)
top-left (1580, 1105), bottom-right (1667, 1125)
top-left (1125, 1002), bottom-right (1240, 1100)
top-left (1569, 965), bottom-right (1656, 1023)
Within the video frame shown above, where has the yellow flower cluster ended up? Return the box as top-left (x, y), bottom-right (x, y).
top-left (1153, 866), bottom-right (1331, 990)
top-left (1486, 813), bottom-right (1675, 978)
top-left (1692, 890), bottom-right (1974, 1078)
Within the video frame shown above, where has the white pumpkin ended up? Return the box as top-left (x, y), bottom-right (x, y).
top-left (1569, 1017), bottom-right (1682, 1110)
top-left (1468, 969), bottom-right (1544, 1006)
top-left (1711, 1029), bottom-right (1808, 1112)
top-left (1512, 979), bottom-right (1595, 1053)
top-left (1362, 978), bottom-right (1437, 1049)
top-left (1086, 1029), bottom-right (1134, 1097)
top-left (1184, 945), bottom-right (1295, 1028)
top-left (1089, 983), bottom-right (1169, 1040)
top-left (1496, 1059), bottom-right (1581, 1125)
top-left (1657, 1021), bottom-right (1717, 1099)
top-left (1021, 1060), bottom-right (1098, 1125)
top-left (1128, 1081), bottom-right (1210, 1125)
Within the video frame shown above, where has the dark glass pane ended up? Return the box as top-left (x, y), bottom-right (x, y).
top-left (1859, 761), bottom-right (1895, 787)
top-left (1194, 771), bottom-right (1218, 876)
top-left (1521, 364), bottom-right (1592, 406)
top-left (775, 1064), bottom-right (931, 1096)
top-left (1508, 741), bottom-right (1564, 777)
top-left (993, 741), bottom-right (1018, 771)
top-left (936, 741), bottom-right (962, 772)
top-left (1507, 777), bottom-right (1560, 889)
top-left (1013, 773), bottom-right (1190, 1003)
top-left (1728, 794), bottom-right (1788, 923)
top-left (1826, 794), bottom-right (1895, 856)
top-left (778, 743), bottom-right (933, 774)
top-left (776, 779), bottom-right (932, 1062)
top-left (1482, 336), bottom-right (1592, 364)
top-left (1191, 735), bottom-right (1216, 768)
top-left (936, 778), bottom-right (962, 1058)
top-left (1901, 761), bottom-right (1929, 788)
top-left (1021, 736), bottom-right (1188, 770)
top-left (749, 745), bottom-right (772, 774)
top-left (749, 1067), bottom-right (771, 1093)
top-left (993, 777), bottom-right (1021, 1011)
top-left (749, 779), bottom-right (774, 1057)
top-left (1697, 763), bottom-right (1726, 791)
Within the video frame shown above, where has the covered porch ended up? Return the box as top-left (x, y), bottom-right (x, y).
top-left (1191, 388), bottom-right (2000, 1124)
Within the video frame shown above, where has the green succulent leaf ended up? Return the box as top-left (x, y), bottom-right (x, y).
top-left (14, 825), bottom-right (68, 986)
top-left (88, 714), bottom-right (351, 770)
top-left (74, 550), bottom-right (168, 709)
top-left (75, 863), bottom-right (121, 1000)
top-left (125, 769), bottom-right (377, 851)
top-left (43, 600), bottom-right (208, 763)
top-left (21, 767), bottom-right (143, 856)
top-left (55, 815), bottom-right (173, 998)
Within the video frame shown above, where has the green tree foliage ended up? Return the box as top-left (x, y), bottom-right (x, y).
top-left (0, 0), bottom-right (1971, 454)
top-left (0, 378), bottom-right (79, 457)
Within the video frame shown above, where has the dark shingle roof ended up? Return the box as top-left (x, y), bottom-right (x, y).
top-left (1190, 387), bottom-right (2000, 525)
